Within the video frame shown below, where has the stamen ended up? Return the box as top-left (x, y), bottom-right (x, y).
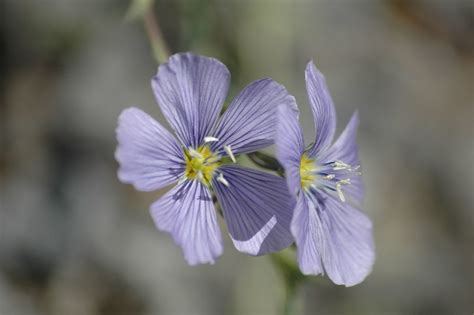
top-left (336, 183), bottom-right (346, 202)
top-left (177, 176), bottom-right (187, 185)
top-left (304, 158), bottom-right (361, 202)
top-left (333, 160), bottom-right (351, 171)
top-left (224, 145), bottom-right (236, 163)
top-left (204, 136), bottom-right (219, 143)
top-left (217, 173), bottom-right (229, 187)
top-left (205, 155), bottom-right (221, 164)
top-left (196, 171), bottom-right (204, 182)
top-left (188, 147), bottom-right (203, 158)
top-left (339, 178), bottom-right (351, 185)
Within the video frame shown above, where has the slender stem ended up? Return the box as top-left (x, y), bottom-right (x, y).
top-left (143, 1), bottom-right (170, 64)
top-left (247, 151), bottom-right (285, 176)
top-left (270, 250), bottom-right (305, 315)
top-left (283, 283), bottom-right (298, 315)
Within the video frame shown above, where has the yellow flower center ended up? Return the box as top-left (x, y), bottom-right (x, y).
top-left (184, 146), bottom-right (220, 186)
top-left (300, 153), bottom-right (317, 190)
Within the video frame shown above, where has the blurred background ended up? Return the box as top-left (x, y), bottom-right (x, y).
top-left (1, 0), bottom-right (474, 314)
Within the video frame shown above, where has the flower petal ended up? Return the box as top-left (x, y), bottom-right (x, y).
top-left (115, 107), bottom-right (185, 191)
top-left (151, 53), bottom-right (230, 147)
top-left (211, 79), bottom-right (297, 155)
top-left (150, 180), bottom-right (224, 265)
top-left (321, 111), bottom-right (360, 165)
top-left (321, 111), bottom-right (364, 203)
top-left (318, 194), bottom-right (375, 287)
top-left (212, 165), bottom-right (294, 255)
top-left (291, 194), bottom-right (324, 275)
top-left (275, 104), bottom-right (305, 196)
top-left (305, 61), bottom-right (337, 157)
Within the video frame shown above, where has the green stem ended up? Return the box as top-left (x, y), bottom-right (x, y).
top-left (283, 283), bottom-right (298, 315)
top-left (143, 1), bottom-right (170, 64)
top-left (247, 151), bottom-right (285, 176)
top-left (270, 249), bottom-right (305, 315)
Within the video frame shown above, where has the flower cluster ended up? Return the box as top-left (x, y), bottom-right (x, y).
top-left (115, 52), bottom-right (374, 286)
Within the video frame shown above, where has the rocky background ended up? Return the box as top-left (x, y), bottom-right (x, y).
top-left (1, 0), bottom-right (473, 314)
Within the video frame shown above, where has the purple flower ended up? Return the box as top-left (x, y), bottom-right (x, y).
top-left (275, 61), bottom-right (375, 286)
top-left (115, 53), bottom-right (296, 265)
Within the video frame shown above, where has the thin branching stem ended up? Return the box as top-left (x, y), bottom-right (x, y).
top-left (143, 1), bottom-right (170, 64)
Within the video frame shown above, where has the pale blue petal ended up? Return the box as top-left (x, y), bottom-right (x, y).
top-left (211, 79), bottom-right (297, 155)
top-left (321, 111), bottom-right (360, 166)
top-left (115, 107), bottom-right (185, 191)
top-left (151, 53), bottom-right (230, 147)
top-left (212, 165), bottom-right (294, 255)
top-left (294, 192), bottom-right (374, 286)
top-left (291, 194), bottom-right (324, 275)
top-left (275, 104), bottom-right (305, 196)
top-left (305, 61), bottom-right (337, 158)
top-left (318, 194), bottom-right (375, 287)
top-left (150, 180), bottom-right (224, 265)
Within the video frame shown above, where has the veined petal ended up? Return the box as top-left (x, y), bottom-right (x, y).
top-left (211, 79), bottom-right (297, 155)
top-left (275, 104), bottom-right (305, 196)
top-left (321, 111), bottom-right (364, 203)
top-left (291, 194), bottom-right (324, 275)
top-left (318, 194), bottom-right (375, 287)
top-left (150, 180), bottom-right (224, 265)
top-left (151, 53), bottom-right (230, 147)
top-left (212, 165), bottom-right (294, 255)
top-left (115, 107), bottom-right (185, 191)
top-left (321, 111), bottom-right (360, 166)
top-left (305, 61), bottom-right (337, 158)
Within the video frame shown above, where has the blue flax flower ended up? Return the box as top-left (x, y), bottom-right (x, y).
top-left (115, 53), bottom-right (296, 265)
top-left (275, 61), bottom-right (375, 286)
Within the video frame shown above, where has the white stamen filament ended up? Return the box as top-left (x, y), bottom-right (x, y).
top-left (205, 155), bottom-right (221, 164)
top-left (188, 147), bottom-right (203, 158)
top-left (224, 145), bottom-right (236, 163)
top-left (335, 178), bottom-right (352, 202)
top-left (324, 174), bottom-right (335, 180)
top-left (339, 178), bottom-right (351, 185)
top-left (204, 136), bottom-right (219, 143)
top-left (336, 183), bottom-right (346, 202)
top-left (333, 160), bottom-right (352, 171)
top-left (196, 171), bottom-right (204, 182)
top-left (177, 176), bottom-right (187, 185)
top-left (217, 173), bottom-right (229, 187)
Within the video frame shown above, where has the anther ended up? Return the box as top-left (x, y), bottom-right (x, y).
top-left (324, 174), bottom-right (335, 180)
top-left (177, 176), bottom-right (187, 185)
top-left (336, 183), bottom-right (346, 202)
top-left (204, 136), bottom-right (219, 143)
top-left (188, 147), bottom-right (203, 159)
top-left (333, 160), bottom-right (351, 171)
top-left (339, 178), bottom-right (351, 185)
top-left (205, 155), bottom-right (221, 164)
top-left (217, 173), bottom-right (229, 187)
top-left (224, 145), bottom-right (236, 163)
